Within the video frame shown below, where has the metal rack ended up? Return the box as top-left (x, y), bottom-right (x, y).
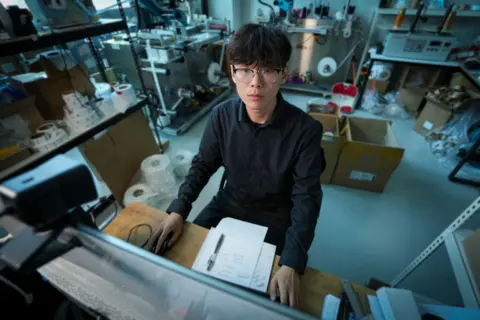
top-left (391, 196), bottom-right (480, 308)
top-left (0, 4), bottom-right (164, 181)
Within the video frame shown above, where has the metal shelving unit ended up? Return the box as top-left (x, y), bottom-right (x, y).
top-left (0, 2), bottom-right (164, 183)
top-left (377, 8), bottom-right (480, 17)
top-left (0, 99), bottom-right (148, 182)
top-left (0, 20), bottom-right (127, 58)
top-left (445, 229), bottom-right (480, 308)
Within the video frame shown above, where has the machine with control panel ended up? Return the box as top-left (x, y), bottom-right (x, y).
top-left (383, 32), bottom-right (456, 61)
top-left (382, 2), bottom-right (458, 61)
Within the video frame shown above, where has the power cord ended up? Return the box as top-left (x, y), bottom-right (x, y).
top-left (126, 223), bottom-right (153, 248)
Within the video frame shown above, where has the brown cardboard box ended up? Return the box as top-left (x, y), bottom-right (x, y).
top-left (25, 58), bottom-right (95, 120)
top-left (366, 79), bottom-right (390, 94)
top-left (414, 96), bottom-right (453, 136)
top-left (399, 66), bottom-right (448, 89)
top-left (83, 110), bottom-right (159, 202)
top-left (0, 96), bottom-right (44, 132)
top-left (309, 113), bottom-right (347, 184)
top-left (331, 117), bottom-right (405, 192)
top-left (399, 88), bottom-right (427, 118)
top-left (463, 228), bottom-right (480, 298)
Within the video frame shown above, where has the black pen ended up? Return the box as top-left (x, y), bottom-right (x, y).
top-left (207, 233), bottom-right (224, 271)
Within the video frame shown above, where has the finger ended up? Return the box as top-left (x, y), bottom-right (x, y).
top-left (168, 229), bottom-right (181, 247)
top-left (146, 228), bottom-right (162, 250)
top-left (278, 281), bottom-right (288, 305)
top-left (155, 227), bottom-right (171, 254)
top-left (269, 278), bottom-right (278, 301)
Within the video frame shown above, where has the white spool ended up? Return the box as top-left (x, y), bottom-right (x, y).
top-left (112, 84), bottom-right (136, 113)
top-left (95, 97), bottom-right (116, 118)
top-left (31, 131), bottom-right (51, 147)
top-left (370, 62), bottom-right (393, 81)
top-left (123, 184), bottom-right (158, 207)
top-left (37, 122), bottom-right (69, 141)
top-left (30, 129), bottom-right (68, 153)
top-left (318, 57), bottom-right (337, 77)
top-left (172, 150), bottom-right (194, 178)
top-left (207, 62), bottom-right (222, 84)
top-left (95, 82), bottom-right (112, 99)
top-left (141, 154), bottom-right (177, 195)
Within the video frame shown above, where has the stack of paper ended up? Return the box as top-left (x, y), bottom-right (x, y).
top-left (192, 218), bottom-right (276, 292)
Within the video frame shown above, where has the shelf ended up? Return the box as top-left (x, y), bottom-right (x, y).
top-left (0, 98), bottom-right (148, 182)
top-left (369, 48), bottom-right (460, 67)
top-left (445, 229), bottom-right (480, 308)
top-left (0, 19), bottom-right (127, 58)
top-left (378, 8), bottom-right (480, 17)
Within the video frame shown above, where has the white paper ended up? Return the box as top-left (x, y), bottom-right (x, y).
top-left (249, 242), bottom-right (276, 292)
top-left (193, 228), bottom-right (263, 288)
top-left (349, 170), bottom-right (376, 182)
top-left (216, 217), bottom-right (268, 244)
top-left (423, 120), bottom-right (433, 130)
top-left (192, 219), bottom-right (273, 291)
top-left (368, 295), bottom-right (386, 320)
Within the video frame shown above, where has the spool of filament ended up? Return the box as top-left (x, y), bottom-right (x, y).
top-left (172, 150), bottom-right (194, 178)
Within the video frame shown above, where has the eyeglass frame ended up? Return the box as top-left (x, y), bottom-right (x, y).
top-left (231, 65), bottom-right (286, 83)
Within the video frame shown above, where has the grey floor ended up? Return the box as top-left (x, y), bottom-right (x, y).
top-left (162, 91), bottom-right (480, 306)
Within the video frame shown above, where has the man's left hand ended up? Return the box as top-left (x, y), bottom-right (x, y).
top-left (269, 265), bottom-right (300, 307)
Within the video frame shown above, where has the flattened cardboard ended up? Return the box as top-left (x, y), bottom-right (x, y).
top-left (331, 117), bottom-right (405, 192)
top-left (308, 112), bottom-right (346, 184)
top-left (83, 110), bottom-right (159, 202)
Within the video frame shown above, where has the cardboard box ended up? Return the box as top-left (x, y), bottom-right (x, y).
top-left (25, 58), bottom-right (95, 120)
top-left (399, 66), bottom-right (448, 89)
top-left (399, 88), bottom-right (427, 118)
top-left (83, 110), bottom-right (159, 202)
top-left (366, 79), bottom-right (390, 94)
top-left (463, 228), bottom-right (480, 298)
top-left (414, 96), bottom-right (453, 136)
top-left (0, 96), bottom-right (44, 132)
top-left (309, 113), bottom-right (347, 184)
top-left (331, 117), bottom-right (405, 192)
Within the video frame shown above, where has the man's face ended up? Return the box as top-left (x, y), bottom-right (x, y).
top-left (231, 64), bottom-right (288, 112)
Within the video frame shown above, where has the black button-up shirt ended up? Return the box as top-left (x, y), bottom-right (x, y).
top-left (167, 93), bottom-right (325, 273)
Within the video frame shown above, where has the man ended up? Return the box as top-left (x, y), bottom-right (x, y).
top-left (148, 23), bottom-right (325, 308)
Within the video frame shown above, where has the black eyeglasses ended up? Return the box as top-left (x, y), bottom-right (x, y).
top-left (231, 66), bottom-right (284, 83)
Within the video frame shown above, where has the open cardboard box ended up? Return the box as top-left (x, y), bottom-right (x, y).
top-left (331, 117), bottom-right (405, 193)
top-left (25, 57), bottom-right (95, 120)
top-left (308, 112), bottom-right (346, 184)
top-left (82, 110), bottom-right (160, 202)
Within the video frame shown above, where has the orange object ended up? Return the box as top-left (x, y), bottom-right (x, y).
top-left (394, 8), bottom-right (406, 29)
top-left (442, 10), bottom-right (457, 32)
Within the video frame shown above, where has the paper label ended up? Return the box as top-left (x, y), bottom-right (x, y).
top-left (1, 63), bottom-right (15, 73)
top-left (423, 120), bottom-right (433, 130)
top-left (349, 171), bottom-right (376, 182)
top-left (111, 43), bottom-right (120, 50)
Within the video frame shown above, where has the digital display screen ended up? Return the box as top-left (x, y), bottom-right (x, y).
top-left (430, 41), bottom-right (442, 46)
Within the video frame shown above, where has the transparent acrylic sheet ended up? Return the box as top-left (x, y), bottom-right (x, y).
top-left (38, 226), bottom-right (316, 320)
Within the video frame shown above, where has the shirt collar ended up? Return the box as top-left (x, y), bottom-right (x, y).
top-left (238, 93), bottom-right (286, 126)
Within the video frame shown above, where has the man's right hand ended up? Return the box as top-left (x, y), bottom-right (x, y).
top-left (147, 212), bottom-right (184, 254)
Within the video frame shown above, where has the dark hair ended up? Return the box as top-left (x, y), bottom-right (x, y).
top-left (227, 23), bottom-right (292, 68)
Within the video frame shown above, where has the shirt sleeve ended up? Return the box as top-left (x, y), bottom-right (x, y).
top-left (166, 107), bottom-right (223, 219)
top-left (279, 120), bottom-right (324, 273)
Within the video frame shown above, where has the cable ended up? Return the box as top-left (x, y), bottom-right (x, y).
top-left (126, 223), bottom-right (153, 248)
top-left (0, 273), bottom-right (34, 305)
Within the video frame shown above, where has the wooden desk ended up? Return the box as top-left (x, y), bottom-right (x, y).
top-left (104, 203), bottom-right (374, 317)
